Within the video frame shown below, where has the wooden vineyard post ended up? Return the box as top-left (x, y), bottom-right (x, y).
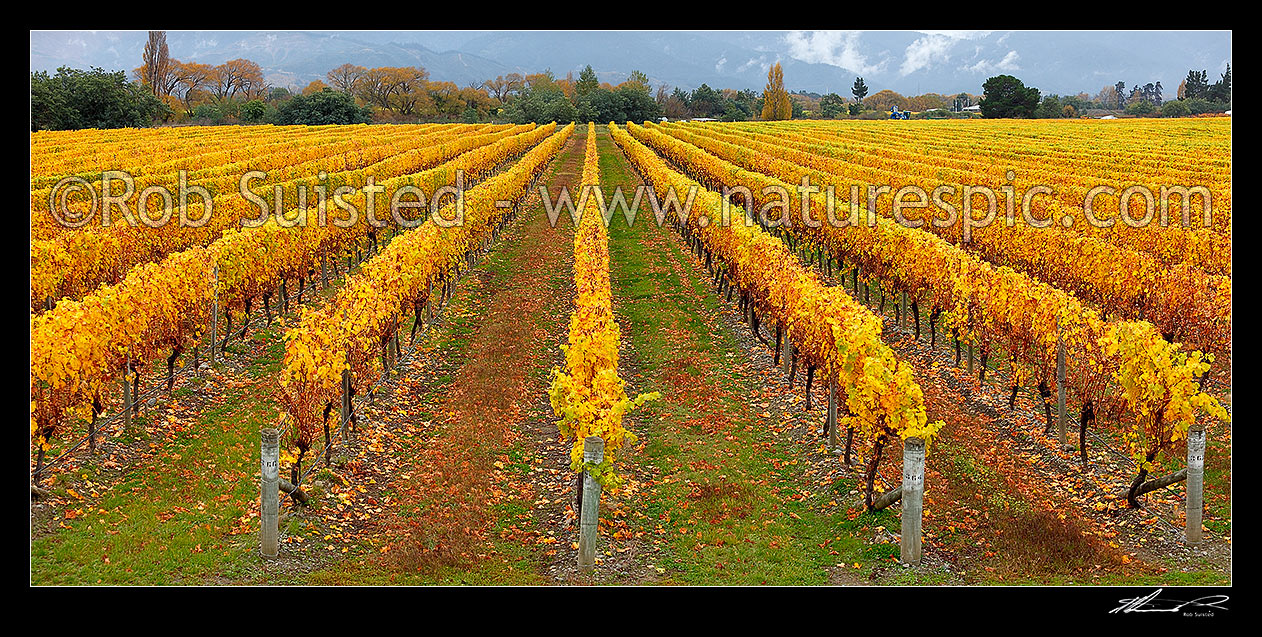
top-left (578, 436), bottom-right (605, 576)
top-left (260, 428), bottom-right (280, 559)
top-left (900, 437), bottom-right (926, 565)
top-left (1057, 326), bottom-right (1067, 446)
top-left (1185, 424), bottom-right (1206, 544)
top-left (899, 291), bottom-right (907, 328)
top-left (967, 341), bottom-right (974, 377)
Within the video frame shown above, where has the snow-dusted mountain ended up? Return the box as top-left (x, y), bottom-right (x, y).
top-left (30, 30), bottom-right (1232, 98)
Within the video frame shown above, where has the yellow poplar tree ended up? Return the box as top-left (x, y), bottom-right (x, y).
top-left (761, 62), bottom-right (792, 121)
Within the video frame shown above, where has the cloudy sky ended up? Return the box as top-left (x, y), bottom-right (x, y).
top-left (30, 30), bottom-right (1232, 97)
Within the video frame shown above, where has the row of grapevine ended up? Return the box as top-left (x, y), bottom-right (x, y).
top-left (610, 123), bottom-right (945, 505)
top-left (740, 119), bottom-right (1232, 243)
top-left (31, 124), bottom-right (341, 182)
top-left (623, 122), bottom-right (1227, 493)
top-left (31, 124), bottom-right (557, 465)
top-left (724, 121), bottom-right (1231, 276)
top-left (277, 123), bottom-right (573, 470)
top-left (32, 124), bottom-right (529, 310)
top-left (31, 124), bottom-right (439, 213)
top-left (547, 123), bottom-right (657, 487)
top-left (654, 122), bottom-right (1231, 358)
top-left (758, 120), bottom-right (1231, 201)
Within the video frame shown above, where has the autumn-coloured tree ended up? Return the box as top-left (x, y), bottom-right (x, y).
top-left (133, 61), bottom-right (184, 101)
top-left (865, 89), bottom-right (910, 111)
top-left (482, 74), bottom-right (523, 103)
top-left (242, 78), bottom-right (268, 101)
top-left (327, 63), bottom-right (366, 94)
top-left (556, 71), bottom-right (576, 100)
top-left (907, 93), bottom-right (949, 111)
top-left (457, 86), bottom-right (496, 119)
top-left (760, 62), bottom-right (791, 121)
top-left (303, 79), bottom-right (329, 95)
top-left (211, 59), bottom-right (265, 101)
top-left (426, 80), bottom-right (465, 118)
top-left (139, 31), bottom-right (171, 97)
top-left (173, 61), bottom-right (214, 116)
top-left (353, 66), bottom-right (429, 115)
top-left (525, 71), bottom-right (556, 91)
top-left (210, 64), bottom-right (235, 100)
top-left (354, 67), bottom-right (394, 109)
top-left (1095, 85), bottom-right (1118, 110)
top-left (390, 68), bottom-right (431, 116)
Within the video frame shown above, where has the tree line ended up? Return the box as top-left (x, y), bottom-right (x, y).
top-left (979, 66), bottom-right (1231, 119)
top-left (29, 31), bottom-right (1232, 130)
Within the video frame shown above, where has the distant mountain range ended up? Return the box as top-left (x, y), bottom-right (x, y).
top-left (30, 30), bottom-right (1232, 98)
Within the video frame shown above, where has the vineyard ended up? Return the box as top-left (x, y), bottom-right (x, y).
top-left (30, 118), bottom-right (1230, 586)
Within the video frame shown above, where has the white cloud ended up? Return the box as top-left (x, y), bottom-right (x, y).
top-left (919, 30), bottom-right (992, 41)
top-left (963, 50), bottom-right (1021, 74)
top-left (737, 56), bottom-right (765, 73)
top-left (783, 31), bottom-right (884, 75)
top-left (898, 32), bottom-right (954, 75)
top-left (715, 56), bottom-right (727, 73)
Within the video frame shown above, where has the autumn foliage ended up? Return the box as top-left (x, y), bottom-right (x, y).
top-left (31, 123), bottom-right (531, 309)
top-left (30, 124), bottom-right (564, 460)
top-left (653, 120), bottom-right (1231, 358)
top-left (611, 123), bottom-right (944, 507)
top-left (548, 123), bottom-right (659, 488)
top-left (760, 63), bottom-right (792, 121)
top-left (280, 123), bottom-right (571, 456)
top-left (624, 120), bottom-right (1229, 482)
